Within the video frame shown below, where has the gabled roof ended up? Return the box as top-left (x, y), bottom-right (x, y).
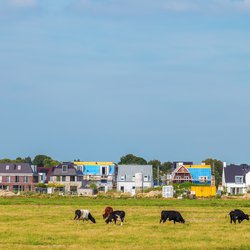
top-left (52, 163), bottom-right (82, 176)
top-left (117, 165), bottom-right (153, 182)
top-left (224, 164), bottom-right (250, 183)
top-left (172, 165), bottom-right (190, 175)
top-left (0, 163), bottom-right (34, 174)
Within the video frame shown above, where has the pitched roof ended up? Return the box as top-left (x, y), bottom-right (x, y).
top-left (117, 165), bottom-right (152, 182)
top-left (0, 163), bottom-right (34, 174)
top-left (52, 163), bottom-right (82, 176)
top-left (224, 164), bottom-right (250, 183)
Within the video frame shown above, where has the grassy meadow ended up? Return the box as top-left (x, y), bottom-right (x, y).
top-left (0, 197), bottom-right (250, 250)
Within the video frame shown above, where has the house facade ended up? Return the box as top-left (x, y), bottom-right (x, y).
top-left (222, 163), bottom-right (250, 195)
top-left (117, 165), bottom-right (153, 194)
top-left (172, 163), bottom-right (212, 184)
top-left (74, 162), bottom-right (118, 192)
top-left (0, 163), bottom-right (38, 192)
top-left (49, 162), bottom-right (83, 194)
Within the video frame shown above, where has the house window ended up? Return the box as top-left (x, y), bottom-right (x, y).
top-left (56, 176), bottom-right (60, 182)
top-left (176, 176), bottom-right (181, 182)
top-left (120, 176), bottom-right (125, 181)
top-left (62, 176), bottom-right (66, 182)
top-left (15, 176), bottom-right (19, 183)
top-left (70, 186), bottom-right (77, 192)
top-left (184, 176), bottom-right (190, 181)
top-left (6, 165), bottom-right (9, 170)
top-left (102, 167), bottom-right (107, 175)
top-left (70, 176), bottom-right (75, 182)
top-left (77, 176), bottom-right (82, 182)
top-left (132, 176), bottom-right (135, 181)
top-left (23, 176), bottom-right (28, 183)
top-left (77, 166), bottom-right (82, 172)
top-left (62, 165), bottom-right (68, 172)
top-left (120, 186), bottom-right (124, 192)
top-left (235, 176), bottom-right (243, 184)
top-left (144, 176), bottom-right (148, 181)
top-left (0, 176), bottom-right (2, 182)
top-left (17, 165), bottom-right (21, 170)
top-left (6, 176), bottom-right (10, 183)
top-left (199, 176), bottom-right (208, 183)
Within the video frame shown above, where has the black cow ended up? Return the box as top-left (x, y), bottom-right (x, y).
top-left (160, 210), bottom-right (185, 224)
top-left (74, 209), bottom-right (96, 223)
top-left (229, 209), bottom-right (249, 224)
top-left (105, 210), bottom-right (125, 226)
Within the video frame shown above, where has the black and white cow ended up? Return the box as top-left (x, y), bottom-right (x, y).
top-left (74, 209), bottom-right (96, 223)
top-left (229, 209), bottom-right (249, 224)
top-left (160, 210), bottom-right (185, 224)
top-left (105, 210), bottom-right (125, 226)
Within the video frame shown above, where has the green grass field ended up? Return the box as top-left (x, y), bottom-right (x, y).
top-left (0, 197), bottom-right (250, 250)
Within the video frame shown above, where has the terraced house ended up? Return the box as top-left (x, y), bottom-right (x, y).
top-left (0, 163), bottom-right (38, 192)
top-left (49, 162), bottom-right (83, 194)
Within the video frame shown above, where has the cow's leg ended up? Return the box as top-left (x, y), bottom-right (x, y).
top-left (121, 217), bottom-right (124, 226)
top-left (238, 219), bottom-right (241, 224)
top-left (174, 220), bottom-right (176, 224)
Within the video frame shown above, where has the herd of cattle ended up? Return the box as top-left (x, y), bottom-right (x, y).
top-left (74, 207), bottom-right (249, 226)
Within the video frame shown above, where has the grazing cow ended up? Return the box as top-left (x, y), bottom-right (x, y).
top-left (103, 206), bottom-right (113, 219)
top-left (229, 209), bottom-right (249, 224)
top-left (160, 210), bottom-right (185, 224)
top-left (74, 209), bottom-right (96, 223)
top-left (105, 210), bottom-right (125, 226)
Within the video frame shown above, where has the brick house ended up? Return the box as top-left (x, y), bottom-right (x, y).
top-left (0, 163), bottom-right (38, 192)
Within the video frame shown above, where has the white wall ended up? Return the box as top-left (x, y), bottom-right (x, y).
top-left (117, 181), bottom-right (152, 194)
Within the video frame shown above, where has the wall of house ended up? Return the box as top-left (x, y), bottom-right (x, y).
top-left (224, 183), bottom-right (247, 194)
top-left (0, 175), bottom-right (35, 192)
top-left (117, 181), bottom-right (152, 193)
top-left (50, 176), bottom-right (82, 193)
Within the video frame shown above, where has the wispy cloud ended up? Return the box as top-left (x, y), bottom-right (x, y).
top-left (70, 0), bottom-right (250, 15)
top-left (8, 0), bottom-right (37, 8)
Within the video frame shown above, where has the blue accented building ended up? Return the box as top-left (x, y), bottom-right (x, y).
top-left (74, 162), bottom-right (118, 191)
top-left (172, 164), bottom-right (212, 185)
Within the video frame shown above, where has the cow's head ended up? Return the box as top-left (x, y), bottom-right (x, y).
top-left (103, 213), bottom-right (108, 219)
top-left (90, 217), bottom-right (96, 223)
top-left (245, 214), bottom-right (249, 220)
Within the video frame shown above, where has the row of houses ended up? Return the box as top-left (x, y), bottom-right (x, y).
top-left (0, 161), bottom-right (249, 195)
top-left (0, 162), bottom-right (153, 194)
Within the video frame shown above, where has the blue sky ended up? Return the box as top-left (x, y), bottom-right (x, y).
top-left (1, 0), bottom-right (250, 164)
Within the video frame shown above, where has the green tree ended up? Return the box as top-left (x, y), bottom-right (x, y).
top-left (24, 157), bottom-right (32, 164)
top-left (118, 154), bottom-right (147, 165)
top-left (43, 158), bottom-right (60, 168)
top-left (148, 160), bottom-right (161, 183)
top-left (0, 158), bottom-right (12, 163)
top-left (33, 154), bottom-right (59, 167)
top-left (203, 158), bottom-right (223, 187)
top-left (161, 162), bottom-right (172, 174)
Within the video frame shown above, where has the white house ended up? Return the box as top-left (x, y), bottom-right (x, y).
top-left (117, 165), bottom-right (153, 194)
top-left (222, 163), bottom-right (250, 195)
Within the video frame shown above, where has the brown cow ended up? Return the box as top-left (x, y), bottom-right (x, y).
top-left (103, 207), bottom-right (113, 219)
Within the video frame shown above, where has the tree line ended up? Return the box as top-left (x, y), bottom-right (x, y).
top-left (0, 154), bottom-right (223, 186)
